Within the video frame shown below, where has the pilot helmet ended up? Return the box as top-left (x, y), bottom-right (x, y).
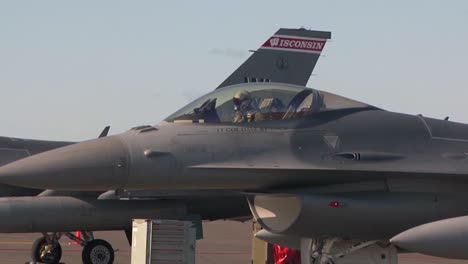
top-left (233, 90), bottom-right (251, 111)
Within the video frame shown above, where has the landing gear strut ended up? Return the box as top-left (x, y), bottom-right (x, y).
top-left (31, 233), bottom-right (62, 264)
top-left (30, 232), bottom-right (115, 264)
top-left (301, 237), bottom-right (397, 264)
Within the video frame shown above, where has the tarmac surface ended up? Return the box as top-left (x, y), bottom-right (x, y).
top-left (0, 220), bottom-right (466, 264)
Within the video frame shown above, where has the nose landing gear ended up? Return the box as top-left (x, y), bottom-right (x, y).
top-left (31, 233), bottom-right (63, 264)
top-left (30, 232), bottom-right (115, 264)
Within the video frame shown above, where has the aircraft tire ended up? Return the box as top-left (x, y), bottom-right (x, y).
top-left (31, 237), bottom-right (62, 264)
top-left (82, 239), bottom-right (115, 264)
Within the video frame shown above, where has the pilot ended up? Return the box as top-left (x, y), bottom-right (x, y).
top-left (233, 90), bottom-right (257, 123)
top-left (255, 97), bottom-right (284, 121)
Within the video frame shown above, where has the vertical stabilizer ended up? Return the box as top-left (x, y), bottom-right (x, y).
top-left (217, 28), bottom-right (331, 89)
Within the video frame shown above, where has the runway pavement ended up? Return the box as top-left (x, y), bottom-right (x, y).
top-left (0, 220), bottom-right (466, 264)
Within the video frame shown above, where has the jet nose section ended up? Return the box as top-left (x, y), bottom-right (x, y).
top-left (0, 135), bottom-right (129, 190)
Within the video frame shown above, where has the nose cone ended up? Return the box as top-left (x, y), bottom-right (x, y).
top-left (0, 136), bottom-right (128, 190)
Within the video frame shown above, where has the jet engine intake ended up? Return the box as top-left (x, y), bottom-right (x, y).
top-left (248, 193), bottom-right (468, 239)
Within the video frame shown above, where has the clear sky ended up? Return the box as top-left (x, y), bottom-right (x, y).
top-left (1, 1), bottom-right (467, 141)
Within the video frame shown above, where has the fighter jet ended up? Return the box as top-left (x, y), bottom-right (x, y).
top-left (0, 28), bottom-right (331, 264)
top-left (3, 40), bottom-right (468, 264)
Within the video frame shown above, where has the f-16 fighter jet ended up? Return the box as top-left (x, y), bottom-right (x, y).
top-left (6, 33), bottom-right (468, 264)
top-left (9, 85), bottom-right (468, 264)
top-left (0, 28), bottom-right (331, 264)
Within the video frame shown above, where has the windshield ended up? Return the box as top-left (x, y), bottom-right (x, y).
top-left (165, 83), bottom-right (373, 123)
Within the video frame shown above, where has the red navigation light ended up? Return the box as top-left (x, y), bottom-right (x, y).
top-left (329, 201), bottom-right (340, 207)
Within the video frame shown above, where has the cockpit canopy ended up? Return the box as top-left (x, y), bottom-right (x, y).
top-left (165, 83), bottom-right (374, 124)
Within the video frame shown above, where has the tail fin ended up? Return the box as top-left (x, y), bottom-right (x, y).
top-left (216, 28), bottom-right (331, 89)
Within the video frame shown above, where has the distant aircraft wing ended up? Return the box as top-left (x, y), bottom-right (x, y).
top-left (98, 126), bottom-right (110, 138)
top-left (217, 28), bottom-right (331, 89)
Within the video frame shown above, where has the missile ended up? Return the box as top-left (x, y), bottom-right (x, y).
top-left (0, 196), bottom-right (185, 233)
top-left (390, 215), bottom-right (468, 259)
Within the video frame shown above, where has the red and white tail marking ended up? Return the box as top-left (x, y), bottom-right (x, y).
top-left (261, 34), bottom-right (327, 54)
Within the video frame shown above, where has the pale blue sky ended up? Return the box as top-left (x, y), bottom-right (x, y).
top-left (1, 1), bottom-right (467, 141)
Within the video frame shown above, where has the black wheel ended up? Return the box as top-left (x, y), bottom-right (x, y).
top-left (31, 237), bottom-right (62, 264)
top-left (82, 239), bottom-right (114, 264)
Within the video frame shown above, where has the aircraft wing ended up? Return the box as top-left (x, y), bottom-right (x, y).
top-left (188, 161), bottom-right (468, 193)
